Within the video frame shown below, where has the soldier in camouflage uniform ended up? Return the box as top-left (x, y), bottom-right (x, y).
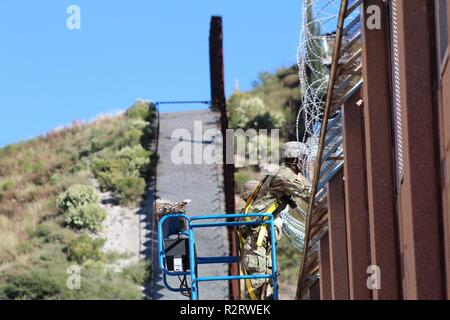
top-left (240, 141), bottom-right (311, 300)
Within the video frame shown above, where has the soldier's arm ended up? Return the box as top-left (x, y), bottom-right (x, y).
top-left (277, 174), bottom-right (311, 201)
top-left (271, 170), bottom-right (311, 207)
top-left (289, 178), bottom-right (311, 202)
top-left (278, 182), bottom-right (308, 223)
top-left (288, 178), bottom-right (310, 218)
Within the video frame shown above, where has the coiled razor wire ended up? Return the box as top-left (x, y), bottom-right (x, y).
top-left (296, 0), bottom-right (342, 175)
top-left (283, 0), bottom-right (360, 251)
top-left (278, 0), bottom-right (340, 251)
top-left (281, 210), bottom-right (306, 249)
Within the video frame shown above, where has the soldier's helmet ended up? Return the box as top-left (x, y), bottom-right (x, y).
top-left (281, 141), bottom-right (309, 160)
top-left (240, 180), bottom-right (260, 201)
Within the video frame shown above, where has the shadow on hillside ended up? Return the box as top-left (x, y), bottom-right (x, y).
top-left (141, 183), bottom-right (181, 300)
top-left (137, 181), bottom-right (159, 300)
top-left (101, 196), bottom-right (120, 206)
top-left (136, 105), bottom-right (161, 300)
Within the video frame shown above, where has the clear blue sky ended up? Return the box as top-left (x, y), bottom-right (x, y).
top-left (0, 0), bottom-right (302, 147)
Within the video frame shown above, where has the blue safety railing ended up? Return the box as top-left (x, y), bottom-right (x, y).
top-left (158, 213), bottom-right (278, 300)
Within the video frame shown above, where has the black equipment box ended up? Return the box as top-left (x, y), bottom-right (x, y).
top-left (164, 237), bottom-right (190, 272)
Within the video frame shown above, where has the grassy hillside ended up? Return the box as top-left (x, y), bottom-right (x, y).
top-left (0, 100), bottom-right (157, 299)
top-left (228, 65), bottom-right (302, 299)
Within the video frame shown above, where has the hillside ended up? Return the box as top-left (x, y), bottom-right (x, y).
top-left (0, 101), bottom-right (157, 299)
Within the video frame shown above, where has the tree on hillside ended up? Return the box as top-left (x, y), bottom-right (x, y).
top-left (304, 0), bottom-right (327, 102)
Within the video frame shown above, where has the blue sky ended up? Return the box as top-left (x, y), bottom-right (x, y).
top-left (0, 0), bottom-right (302, 147)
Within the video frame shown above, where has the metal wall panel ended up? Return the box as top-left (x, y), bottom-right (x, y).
top-left (361, 0), bottom-right (400, 300)
top-left (342, 88), bottom-right (371, 300)
top-left (395, 0), bottom-right (444, 300)
top-left (327, 169), bottom-right (349, 299)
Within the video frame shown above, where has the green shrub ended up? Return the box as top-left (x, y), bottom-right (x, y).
top-left (115, 128), bottom-right (144, 150)
top-left (118, 146), bottom-right (150, 162)
top-left (31, 224), bottom-right (51, 239)
top-left (69, 162), bottom-right (86, 174)
top-left (65, 234), bottom-right (105, 264)
top-left (92, 158), bottom-right (132, 191)
top-left (89, 130), bottom-right (113, 153)
top-left (94, 148), bottom-right (150, 178)
top-left (235, 169), bottom-right (253, 194)
top-left (248, 112), bottom-right (277, 129)
top-left (70, 263), bottom-right (144, 299)
top-left (0, 244), bottom-right (144, 300)
top-left (89, 137), bottom-right (103, 153)
top-left (118, 146), bottom-right (151, 175)
top-left (18, 158), bottom-right (32, 174)
top-left (150, 152), bottom-right (159, 169)
top-left (64, 204), bottom-right (106, 232)
top-left (91, 146), bottom-right (150, 205)
top-left (140, 124), bottom-right (154, 150)
top-left (121, 261), bottom-right (151, 285)
top-left (57, 184), bottom-right (100, 214)
top-left (17, 158), bottom-right (45, 176)
top-left (29, 224), bottom-right (64, 244)
top-left (277, 236), bottom-right (301, 283)
top-left (0, 245), bottom-right (145, 300)
top-left (130, 119), bottom-right (148, 130)
top-left (92, 159), bottom-right (116, 191)
top-left (96, 172), bottom-right (118, 192)
top-left (124, 129), bottom-right (143, 147)
top-left (1, 272), bottom-right (63, 300)
top-left (93, 158), bottom-right (131, 176)
top-left (18, 240), bottom-right (34, 255)
top-left (276, 67), bottom-right (296, 79)
top-left (126, 101), bottom-right (150, 120)
top-left (0, 178), bottom-right (14, 191)
top-left (90, 158), bottom-right (110, 176)
top-left (49, 173), bottom-right (60, 185)
top-left (114, 176), bottom-right (145, 205)
top-left (147, 103), bottom-right (157, 122)
top-left (0, 246), bottom-right (69, 300)
top-left (32, 160), bottom-right (45, 174)
top-left (229, 96), bottom-right (285, 130)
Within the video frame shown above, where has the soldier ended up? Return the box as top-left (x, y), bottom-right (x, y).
top-left (240, 141), bottom-right (311, 300)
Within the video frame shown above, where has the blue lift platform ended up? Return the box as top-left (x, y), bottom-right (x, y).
top-left (158, 213), bottom-right (278, 300)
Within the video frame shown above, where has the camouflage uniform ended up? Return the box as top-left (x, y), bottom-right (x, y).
top-left (240, 151), bottom-right (310, 299)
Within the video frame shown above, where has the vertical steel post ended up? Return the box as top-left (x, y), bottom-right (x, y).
top-left (209, 16), bottom-right (239, 300)
top-left (189, 223), bottom-right (198, 300)
top-left (319, 232), bottom-right (332, 300)
top-left (394, 0), bottom-right (444, 299)
top-left (309, 279), bottom-right (321, 300)
top-left (270, 219), bottom-right (279, 300)
top-left (342, 88), bottom-right (371, 300)
top-left (441, 0), bottom-right (450, 299)
top-left (327, 168), bottom-right (349, 299)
